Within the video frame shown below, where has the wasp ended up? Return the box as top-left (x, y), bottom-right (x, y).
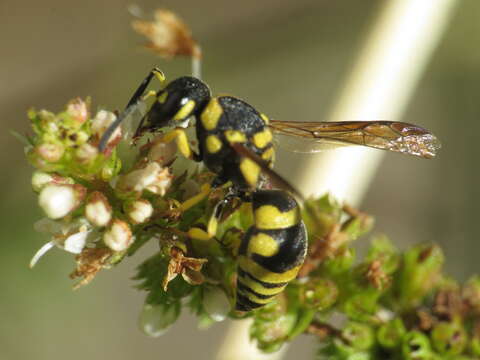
top-left (99, 68), bottom-right (440, 311)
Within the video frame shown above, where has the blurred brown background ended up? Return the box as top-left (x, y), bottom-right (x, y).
top-left (1, 1), bottom-right (478, 359)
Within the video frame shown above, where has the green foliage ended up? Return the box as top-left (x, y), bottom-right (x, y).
top-left (24, 99), bottom-right (480, 359)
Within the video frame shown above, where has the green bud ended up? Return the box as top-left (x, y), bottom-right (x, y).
top-left (377, 317), bottom-right (406, 349)
top-left (396, 244), bottom-right (444, 309)
top-left (251, 311), bottom-right (297, 352)
top-left (139, 302), bottom-right (181, 337)
top-left (430, 321), bottom-right (467, 355)
top-left (463, 276), bottom-right (480, 313)
top-left (342, 322), bottom-right (375, 350)
top-left (342, 213), bottom-right (374, 241)
top-left (323, 246), bottom-right (356, 276)
top-left (300, 278), bottom-right (338, 310)
top-left (402, 331), bottom-right (433, 360)
top-left (343, 292), bottom-right (379, 322)
top-left (471, 336), bottom-right (480, 356)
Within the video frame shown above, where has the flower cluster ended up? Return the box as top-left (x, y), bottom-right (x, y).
top-left (26, 99), bottom-right (174, 284)
top-left (24, 99), bottom-right (480, 359)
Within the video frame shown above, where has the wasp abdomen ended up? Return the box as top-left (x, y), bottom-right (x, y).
top-left (235, 190), bottom-right (307, 311)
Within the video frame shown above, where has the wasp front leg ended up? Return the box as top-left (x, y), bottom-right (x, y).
top-left (161, 128), bottom-right (202, 161)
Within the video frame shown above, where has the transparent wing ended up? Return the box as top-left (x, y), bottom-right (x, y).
top-left (269, 120), bottom-right (441, 159)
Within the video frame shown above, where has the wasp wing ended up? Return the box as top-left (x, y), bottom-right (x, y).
top-left (230, 143), bottom-right (303, 200)
top-left (269, 120), bottom-right (441, 159)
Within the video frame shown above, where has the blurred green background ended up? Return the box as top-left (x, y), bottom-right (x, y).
top-left (1, 0), bottom-right (478, 359)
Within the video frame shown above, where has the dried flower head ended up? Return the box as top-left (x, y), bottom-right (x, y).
top-left (132, 9), bottom-right (201, 59)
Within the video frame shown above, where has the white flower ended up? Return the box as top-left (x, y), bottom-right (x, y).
top-left (117, 162), bottom-right (173, 196)
top-left (202, 287), bottom-right (230, 322)
top-left (30, 218), bottom-right (95, 267)
top-left (85, 192), bottom-right (112, 227)
top-left (38, 185), bottom-right (75, 219)
top-left (103, 219), bottom-right (133, 252)
top-left (91, 110), bottom-right (121, 146)
top-left (126, 199), bottom-right (153, 224)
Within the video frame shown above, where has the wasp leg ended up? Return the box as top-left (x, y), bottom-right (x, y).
top-left (180, 183), bottom-right (212, 212)
top-left (188, 188), bottom-right (249, 241)
top-left (161, 128), bottom-right (201, 161)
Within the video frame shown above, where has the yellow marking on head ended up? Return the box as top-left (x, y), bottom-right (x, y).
top-left (206, 135), bottom-right (222, 154)
top-left (260, 113), bottom-right (270, 125)
top-left (188, 227), bottom-right (212, 241)
top-left (157, 91), bottom-right (168, 104)
top-left (239, 158), bottom-right (261, 188)
top-left (173, 99), bottom-right (196, 121)
top-left (201, 98), bottom-right (223, 130)
top-left (225, 130), bottom-right (247, 144)
top-left (253, 129), bottom-right (273, 149)
top-left (247, 233), bottom-right (279, 257)
top-left (237, 277), bottom-right (286, 296)
top-left (261, 147), bottom-right (275, 162)
top-left (238, 256), bottom-right (301, 283)
top-left (254, 205), bottom-right (300, 230)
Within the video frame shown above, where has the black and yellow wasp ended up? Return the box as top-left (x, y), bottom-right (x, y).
top-left (99, 68), bottom-right (440, 311)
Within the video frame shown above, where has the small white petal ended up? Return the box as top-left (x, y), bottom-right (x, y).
top-left (203, 287), bottom-right (230, 322)
top-left (30, 241), bottom-right (55, 268)
top-left (63, 231), bottom-right (89, 254)
top-left (38, 185), bottom-right (76, 219)
top-left (33, 218), bottom-right (63, 234)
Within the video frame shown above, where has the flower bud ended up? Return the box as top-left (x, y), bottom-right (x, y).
top-left (342, 322), bottom-right (375, 351)
top-left (85, 192), bottom-right (112, 227)
top-left (402, 331), bottom-right (432, 360)
top-left (203, 287), bottom-right (230, 322)
top-left (377, 318), bottom-right (406, 349)
top-left (66, 98), bottom-right (89, 125)
top-left (431, 322), bottom-right (467, 355)
top-left (38, 184), bottom-right (85, 219)
top-left (125, 199), bottom-right (153, 224)
top-left (36, 143), bottom-right (64, 162)
top-left (396, 244), bottom-right (444, 309)
top-left (103, 219), bottom-right (133, 251)
top-left (75, 143), bottom-right (99, 164)
top-left (32, 172), bottom-right (54, 192)
top-left (139, 302), bottom-right (180, 337)
top-left (91, 110), bottom-right (121, 146)
top-left (32, 172), bottom-right (75, 192)
top-left (300, 278), bottom-right (338, 310)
